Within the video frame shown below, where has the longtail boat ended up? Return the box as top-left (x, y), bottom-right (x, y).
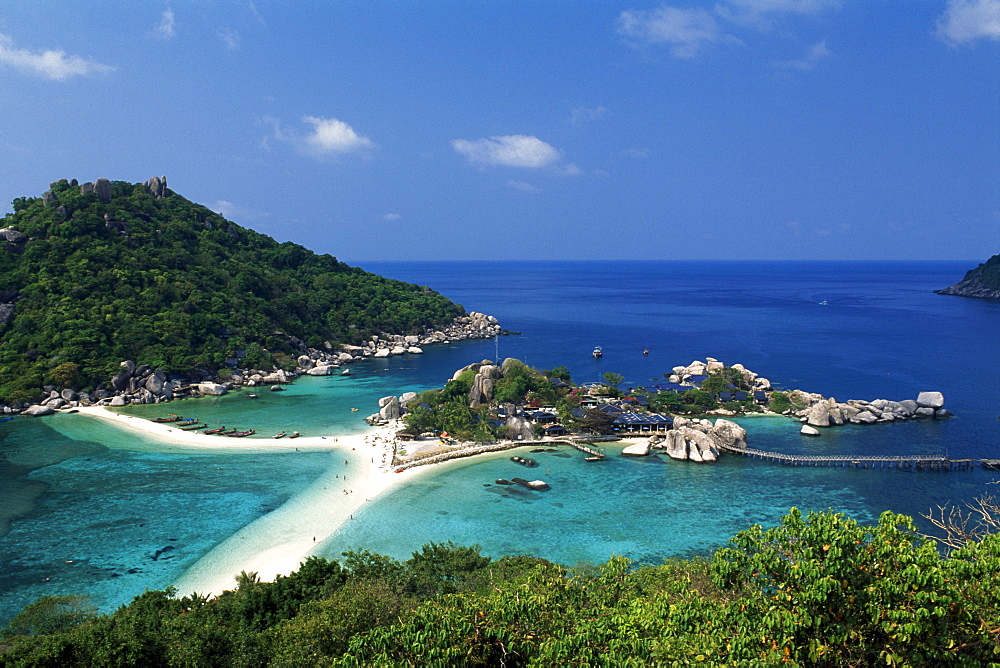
top-left (229, 429), bottom-right (255, 437)
top-left (153, 415), bottom-right (182, 423)
top-left (288, 431), bottom-right (300, 439)
top-left (273, 431), bottom-right (286, 439)
top-left (179, 423), bottom-right (205, 431)
top-left (203, 426), bottom-right (227, 434)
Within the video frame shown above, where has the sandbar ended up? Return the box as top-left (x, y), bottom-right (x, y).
top-left (71, 406), bottom-right (433, 597)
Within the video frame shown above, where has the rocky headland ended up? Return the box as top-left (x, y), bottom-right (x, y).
top-left (11, 312), bottom-right (506, 416)
top-left (935, 254), bottom-right (1000, 300)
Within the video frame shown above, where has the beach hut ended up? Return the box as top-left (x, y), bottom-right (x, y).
top-left (541, 424), bottom-right (567, 436)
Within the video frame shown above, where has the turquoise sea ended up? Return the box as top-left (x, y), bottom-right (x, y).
top-left (1, 260), bottom-right (997, 624)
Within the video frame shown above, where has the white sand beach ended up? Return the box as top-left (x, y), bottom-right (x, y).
top-left (72, 406), bottom-right (432, 597)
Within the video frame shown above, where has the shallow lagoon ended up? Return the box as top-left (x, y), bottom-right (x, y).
top-left (2, 260), bottom-right (998, 624)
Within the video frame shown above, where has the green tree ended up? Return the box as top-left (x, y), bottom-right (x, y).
top-left (712, 508), bottom-right (1000, 665)
top-left (1, 595), bottom-right (96, 638)
top-left (768, 390), bottom-right (791, 413)
top-left (601, 371), bottom-right (624, 390)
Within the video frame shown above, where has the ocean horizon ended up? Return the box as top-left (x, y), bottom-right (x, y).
top-left (1, 259), bottom-right (997, 624)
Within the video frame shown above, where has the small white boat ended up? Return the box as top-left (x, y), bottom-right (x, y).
top-left (592, 346), bottom-right (603, 358)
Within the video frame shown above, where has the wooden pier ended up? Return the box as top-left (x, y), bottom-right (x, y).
top-left (719, 444), bottom-right (975, 471)
top-left (567, 441), bottom-right (606, 459)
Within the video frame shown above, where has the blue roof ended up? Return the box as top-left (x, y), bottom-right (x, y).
top-left (613, 412), bottom-right (674, 425)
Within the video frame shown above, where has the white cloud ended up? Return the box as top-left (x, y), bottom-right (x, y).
top-left (302, 116), bottom-right (374, 155)
top-left (718, 0), bottom-right (841, 27)
top-left (217, 27), bottom-right (241, 50)
top-left (936, 0), bottom-right (1000, 45)
top-left (383, 213), bottom-right (402, 221)
top-left (507, 180), bottom-right (542, 193)
top-left (616, 6), bottom-right (724, 58)
top-left (155, 9), bottom-right (176, 39)
top-left (452, 135), bottom-right (561, 168)
top-left (570, 106), bottom-right (608, 125)
top-left (0, 33), bottom-right (115, 80)
top-left (776, 40), bottom-right (831, 70)
top-left (248, 2), bottom-right (267, 26)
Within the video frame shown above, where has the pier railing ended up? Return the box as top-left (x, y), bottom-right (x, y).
top-left (718, 443), bottom-right (974, 471)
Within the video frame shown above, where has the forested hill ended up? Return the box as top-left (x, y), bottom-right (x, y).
top-left (0, 177), bottom-right (464, 401)
top-left (935, 254), bottom-right (1000, 300)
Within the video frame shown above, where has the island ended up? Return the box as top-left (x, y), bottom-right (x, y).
top-left (935, 254), bottom-right (1000, 300)
top-left (0, 177), bottom-right (506, 415)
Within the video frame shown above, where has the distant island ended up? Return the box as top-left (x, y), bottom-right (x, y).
top-left (935, 254), bottom-right (1000, 300)
top-left (0, 177), bottom-right (501, 410)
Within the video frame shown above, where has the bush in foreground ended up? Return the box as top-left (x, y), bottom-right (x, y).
top-left (2, 512), bottom-right (998, 666)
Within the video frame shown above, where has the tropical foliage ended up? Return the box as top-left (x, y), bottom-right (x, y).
top-left (3, 510), bottom-right (998, 665)
top-left (0, 180), bottom-right (464, 401)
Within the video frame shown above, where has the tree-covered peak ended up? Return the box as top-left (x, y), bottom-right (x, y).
top-left (0, 178), bottom-right (465, 401)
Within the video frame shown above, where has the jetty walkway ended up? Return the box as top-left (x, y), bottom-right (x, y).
top-left (393, 437), bottom-right (614, 471)
top-left (719, 444), bottom-right (975, 471)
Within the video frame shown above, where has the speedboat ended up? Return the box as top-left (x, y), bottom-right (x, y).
top-left (592, 346), bottom-right (603, 358)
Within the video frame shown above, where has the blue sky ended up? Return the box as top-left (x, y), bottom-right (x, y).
top-left (0, 1), bottom-right (996, 262)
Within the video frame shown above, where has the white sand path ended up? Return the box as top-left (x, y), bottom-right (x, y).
top-left (72, 406), bottom-right (429, 597)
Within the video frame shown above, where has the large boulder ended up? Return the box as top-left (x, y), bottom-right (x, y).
top-left (622, 440), bottom-right (651, 456)
top-left (667, 427), bottom-right (720, 462)
top-left (94, 178), bottom-right (112, 203)
top-left (806, 402), bottom-right (831, 427)
top-left (110, 371), bottom-right (131, 392)
top-left (23, 404), bottom-right (55, 417)
top-left (109, 395), bottom-right (127, 407)
top-left (711, 419), bottom-right (747, 448)
top-left (829, 404), bottom-right (845, 426)
top-left (379, 396), bottom-right (401, 421)
top-left (686, 429), bottom-right (719, 462)
top-left (664, 431), bottom-right (688, 460)
top-left (504, 415), bottom-right (535, 441)
top-left (145, 370), bottom-right (167, 394)
top-left (306, 364), bottom-right (335, 376)
top-left (801, 425), bottom-right (821, 436)
top-left (916, 392), bottom-right (945, 409)
top-left (194, 383), bottom-right (227, 396)
top-left (854, 410), bottom-right (878, 424)
top-left (0, 228), bottom-right (27, 243)
top-left (468, 370), bottom-right (496, 407)
top-left (297, 355), bottom-right (314, 369)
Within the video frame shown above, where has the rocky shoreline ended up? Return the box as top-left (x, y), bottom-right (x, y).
top-left (935, 255), bottom-right (1000, 300)
top-left (11, 312), bottom-right (507, 416)
top-left (934, 279), bottom-right (1000, 300)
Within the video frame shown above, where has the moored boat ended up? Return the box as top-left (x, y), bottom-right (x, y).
top-left (592, 346), bottom-right (603, 358)
top-left (179, 423), bottom-right (205, 431)
top-left (203, 426), bottom-right (227, 434)
top-left (288, 431), bottom-right (300, 439)
top-left (229, 429), bottom-right (255, 437)
top-left (153, 415), bottom-right (182, 423)
top-left (273, 431), bottom-right (286, 439)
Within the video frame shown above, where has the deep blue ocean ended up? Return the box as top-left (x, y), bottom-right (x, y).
top-left (1, 260), bottom-right (997, 624)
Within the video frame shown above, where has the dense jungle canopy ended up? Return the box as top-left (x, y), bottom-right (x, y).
top-left (0, 179), bottom-right (464, 401)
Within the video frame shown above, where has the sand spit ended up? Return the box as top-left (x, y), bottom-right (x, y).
top-left (70, 406), bottom-right (432, 597)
